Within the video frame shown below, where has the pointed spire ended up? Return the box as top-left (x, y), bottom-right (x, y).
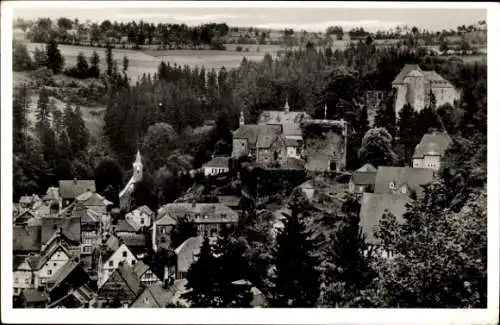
top-left (134, 150), bottom-right (142, 165)
top-left (239, 109), bottom-right (245, 126)
top-left (324, 103), bottom-right (328, 120)
top-left (284, 96), bottom-right (290, 113)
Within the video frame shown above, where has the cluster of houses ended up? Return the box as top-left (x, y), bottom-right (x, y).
top-left (12, 63), bottom-right (458, 308)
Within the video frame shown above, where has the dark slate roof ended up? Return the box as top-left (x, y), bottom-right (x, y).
top-left (116, 263), bottom-right (142, 296)
top-left (75, 191), bottom-right (113, 207)
top-left (58, 180), bottom-right (96, 199)
top-left (232, 125), bottom-right (282, 147)
top-left (115, 219), bottom-right (136, 233)
top-left (46, 259), bottom-right (83, 292)
top-left (13, 225), bottom-right (41, 252)
top-left (132, 260), bottom-right (150, 278)
top-left (351, 171), bottom-right (377, 186)
top-left (374, 166), bottom-right (435, 198)
top-left (413, 132), bottom-right (452, 158)
top-left (392, 64), bottom-right (422, 84)
top-left (131, 283), bottom-right (176, 308)
top-left (359, 193), bottom-right (412, 245)
top-left (41, 216), bottom-right (81, 245)
top-left (26, 254), bottom-right (41, 269)
top-left (202, 156), bottom-right (230, 169)
top-left (258, 110), bottom-right (311, 137)
top-left (116, 233), bottom-right (146, 248)
top-left (22, 288), bottom-right (48, 303)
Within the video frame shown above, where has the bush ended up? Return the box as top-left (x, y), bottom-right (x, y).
top-left (236, 46), bottom-right (243, 52)
top-left (13, 42), bottom-right (34, 71)
top-left (32, 67), bottom-right (54, 87)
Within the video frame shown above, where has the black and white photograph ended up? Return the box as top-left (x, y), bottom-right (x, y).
top-left (1, 1), bottom-right (498, 324)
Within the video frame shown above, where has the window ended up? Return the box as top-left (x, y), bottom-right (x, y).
top-left (140, 218), bottom-right (144, 225)
top-left (48, 270), bottom-right (52, 275)
top-left (25, 278), bottom-right (30, 285)
top-left (122, 251), bottom-right (127, 258)
top-left (161, 227), bottom-right (166, 234)
top-left (144, 297), bottom-right (150, 304)
top-left (132, 260), bottom-right (136, 265)
top-left (14, 277), bottom-right (19, 284)
top-left (109, 261), bottom-right (114, 267)
top-left (53, 263), bottom-right (57, 267)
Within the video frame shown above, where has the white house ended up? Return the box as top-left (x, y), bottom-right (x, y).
top-left (125, 205), bottom-right (154, 231)
top-left (13, 255), bottom-right (39, 295)
top-left (98, 244), bottom-right (138, 287)
top-left (412, 132), bottom-right (452, 172)
top-left (35, 244), bottom-right (71, 288)
top-left (202, 156), bottom-right (230, 177)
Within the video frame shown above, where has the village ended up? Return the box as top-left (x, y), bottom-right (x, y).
top-left (12, 62), bottom-right (461, 308)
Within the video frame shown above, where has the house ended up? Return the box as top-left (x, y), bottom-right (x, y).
top-left (359, 193), bottom-right (411, 257)
top-left (155, 203), bottom-right (239, 246)
top-left (41, 216), bottom-right (81, 247)
top-left (231, 122), bottom-right (283, 161)
top-left (19, 288), bottom-right (48, 308)
top-left (130, 282), bottom-right (177, 308)
top-left (19, 194), bottom-right (42, 209)
top-left (174, 236), bottom-right (217, 280)
top-left (14, 210), bottom-right (37, 226)
top-left (13, 224), bottom-right (42, 255)
top-left (202, 156), bottom-right (230, 176)
top-left (392, 64), bottom-right (460, 114)
top-left (97, 262), bottom-right (143, 307)
top-left (373, 166), bottom-right (435, 199)
top-left (59, 179), bottom-right (96, 207)
top-left (257, 99), bottom-right (311, 145)
top-left (13, 254), bottom-right (39, 296)
top-left (133, 261), bottom-right (161, 286)
top-left (125, 205), bottom-right (154, 231)
top-left (349, 163), bottom-right (377, 194)
top-left (45, 258), bottom-right (93, 303)
top-left (116, 232), bottom-right (147, 256)
top-left (216, 195), bottom-right (241, 210)
top-left (75, 191), bottom-right (113, 215)
top-left (302, 119), bottom-right (348, 173)
top-left (47, 284), bottom-right (95, 308)
top-left (98, 243), bottom-right (138, 287)
top-left (42, 187), bottom-right (61, 210)
top-left (72, 204), bottom-right (101, 256)
top-left (34, 241), bottom-right (73, 288)
top-left (412, 132), bottom-right (452, 171)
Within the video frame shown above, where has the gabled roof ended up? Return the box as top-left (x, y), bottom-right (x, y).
top-left (174, 236), bottom-right (204, 274)
top-left (13, 225), bottom-right (41, 252)
top-left (256, 133), bottom-right (280, 149)
top-left (115, 219), bottom-right (136, 233)
top-left (135, 205), bottom-right (154, 216)
top-left (413, 132), bottom-right (452, 158)
top-left (357, 163), bottom-right (377, 172)
top-left (75, 191), bottom-right (113, 207)
top-left (232, 125), bottom-right (282, 146)
top-left (374, 166), bottom-right (435, 198)
top-left (47, 284), bottom-right (94, 308)
top-left (132, 260), bottom-right (150, 278)
top-left (58, 180), bottom-right (96, 199)
top-left (22, 288), bottom-right (48, 303)
top-left (47, 259), bottom-right (85, 292)
top-left (41, 216), bottom-right (81, 245)
top-left (131, 283), bottom-right (177, 308)
top-left (202, 156), bottom-right (230, 169)
top-left (360, 193), bottom-right (411, 245)
top-left (116, 233), bottom-right (146, 248)
top-left (114, 263), bottom-right (142, 296)
top-left (392, 64), bottom-right (422, 84)
top-left (351, 171), bottom-right (377, 186)
top-left (26, 254), bottom-right (41, 269)
top-left (258, 110), bottom-right (311, 137)
top-left (36, 242), bottom-right (72, 270)
top-left (14, 210), bottom-right (37, 225)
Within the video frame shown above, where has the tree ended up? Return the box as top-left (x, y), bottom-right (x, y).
top-left (13, 42), bottom-right (34, 71)
top-left (45, 38), bottom-right (64, 74)
top-left (94, 158), bottom-right (123, 194)
top-left (123, 55), bottom-right (129, 73)
top-left (35, 87), bottom-right (52, 135)
top-left (170, 216), bottom-right (198, 249)
top-left (57, 17), bottom-right (73, 31)
top-left (141, 122), bottom-right (178, 170)
top-left (374, 92), bottom-right (396, 138)
top-left (75, 52), bottom-right (89, 78)
top-left (88, 51), bottom-right (100, 78)
top-left (370, 182), bottom-right (486, 307)
top-left (13, 86), bottom-right (30, 153)
top-left (182, 236), bottom-right (220, 307)
top-left (33, 47), bottom-right (48, 68)
top-left (358, 127), bottom-right (398, 168)
top-left (269, 193), bottom-right (320, 307)
top-left (106, 42), bottom-right (114, 78)
top-left (397, 103), bottom-right (419, 164)
top-left (320, 194), bottom-right (374, 307)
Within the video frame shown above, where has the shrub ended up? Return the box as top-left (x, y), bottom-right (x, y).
top-left (236, 46), bottom-right (243, 52)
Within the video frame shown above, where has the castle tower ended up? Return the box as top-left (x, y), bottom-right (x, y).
top-left (132, 150), bottom-right (143, 183)
top-left (239, 110), bottom-right (245, 126)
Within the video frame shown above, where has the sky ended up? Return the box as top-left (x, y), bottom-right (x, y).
top-left (13, 4), bottom-right (486, 33)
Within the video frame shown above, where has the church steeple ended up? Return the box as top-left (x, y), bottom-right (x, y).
top-left (239, 109), bottom-right (245, 126)
top-left (284, 97), bottom-right (290, 113)
top-left (324, 103), bottom-right (328, 120)
top-left (132, 150), bottom-right (143, 183)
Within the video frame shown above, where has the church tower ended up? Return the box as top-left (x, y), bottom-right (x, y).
top-left (284, 97), bottom-right (290, 113)
top-left (132, 150), bottom-right (143, 183)
top-left (239, 110), bottom-right (245, 126)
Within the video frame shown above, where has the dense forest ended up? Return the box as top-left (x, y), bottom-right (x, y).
top-left (12, 35), bottom-right (487, 307)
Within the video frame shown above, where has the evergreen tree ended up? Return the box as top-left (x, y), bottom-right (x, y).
top-left (73, 106), bottom-right (90, 152)
top-left (182, 236), bottom-right (220, 307)
top-left (13, 86), bottom-right (29, 153)
top-left (89, 50), bottom-right (100, 78)
top-left (35, 87), bottom-right (52, 136)
top-left (45, 38), bottom-right (64, 74)
top-left (269, 194), bottom-right (320, 307)
top-left (106, 42), bottom-right (114, 78)
top-left (320, 194), bottom-right (374, 307)
top-left (374, 93), bottom-right (396, 138)
top-left (76, 52), bottom-right (89, 78)
top-left (212, 225), bottom-right (253, 307)
top-left (398, 103), bottom-right (418, 164)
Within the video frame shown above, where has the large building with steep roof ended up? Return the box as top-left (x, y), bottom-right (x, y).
top-left (392, 64), bottom-right (460, 114)
top-left (412, 132), bottom-right (452, 171)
